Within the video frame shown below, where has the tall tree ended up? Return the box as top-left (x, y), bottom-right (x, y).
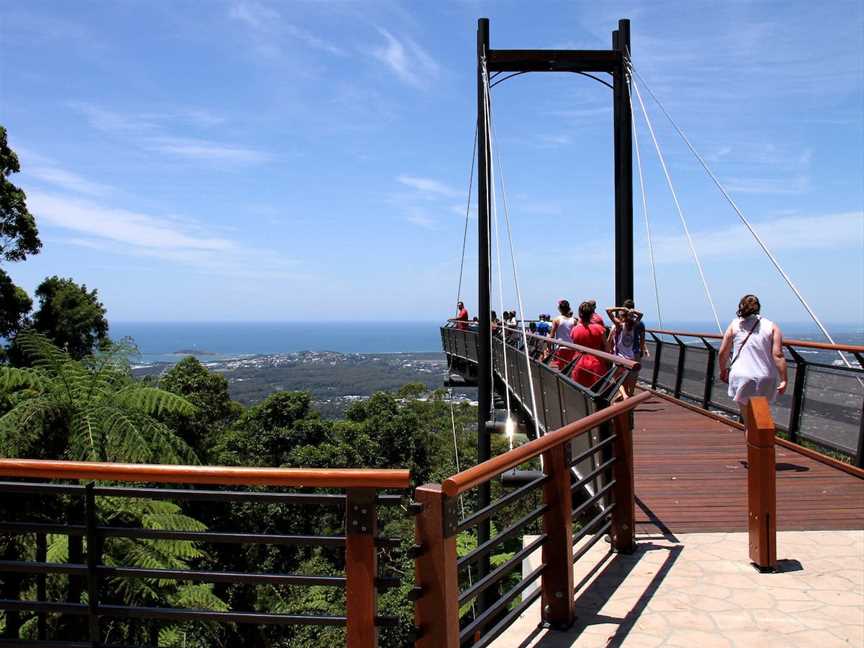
top-left (0, 125), bottom-right (40, 263)
top-left (0, 269), bottom-right (32, 338)
top-left (32, 275), bottom-right (109, 359)
top-left (159, 356), bottom-right (242, 461)
top-left (0, 126), bottom-right (40, 350)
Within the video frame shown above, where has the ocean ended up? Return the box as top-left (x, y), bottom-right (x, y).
top-left (112, 321), bottom-right (445, 364)
top-left (111, 320), bottom-right (862, 366)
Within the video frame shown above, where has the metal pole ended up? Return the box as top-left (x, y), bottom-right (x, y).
top-left (476, 16), bottom-right (493, 612)
top-left (613, 19), bottom-right (634, 306)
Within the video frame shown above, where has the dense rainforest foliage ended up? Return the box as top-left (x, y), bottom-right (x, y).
top-left (0, 335), bottom-right (490, 646)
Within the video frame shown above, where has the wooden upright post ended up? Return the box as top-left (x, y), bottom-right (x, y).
top-left (346, 488), bottom-right (378, 648)
top-left (414, 484), bottom-right (460, 648)
top-left (745, 398), bottom-right (777, 572)
top-left (611, 412), bottom-right (636, 553)
top-left (541, 444), bottom-right (575, 628)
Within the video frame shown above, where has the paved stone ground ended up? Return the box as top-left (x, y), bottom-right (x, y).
top-left (491, 530), bottom-right (863, 647)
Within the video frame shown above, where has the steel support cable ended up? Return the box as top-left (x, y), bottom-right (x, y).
top-left (630, 76), bottom-right (723, 333)
top-left (485, 65), bottom-right (543, 442)
top-left (449, 110), bottom-right (482, 615)
top-left (457, 126), bottom-right (479, 303)
top-left (628, 84), bottom-right (664, 328)
top-left (628, 60), bottom-right (858, 372)
top-left (482, 56), bottom-right (517, 452)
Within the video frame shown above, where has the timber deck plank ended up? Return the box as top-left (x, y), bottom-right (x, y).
top-left (633, 397), bottom-right (864, 534)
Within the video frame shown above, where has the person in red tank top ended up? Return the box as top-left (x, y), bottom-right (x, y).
top-left (455, 301), bottom-right (469, 330)
top-left (570, 301), bottom-right (609, 388)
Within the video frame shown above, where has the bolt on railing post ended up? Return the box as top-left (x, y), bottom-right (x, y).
top-left (610, 413), bottom-right (636, 554)
top-left (413, 484), bottom-right (459, 648)
top-left (345, 488), bottom-right (379, 648)
top-left (84, 482), bottom-right (100, 644)
top-left (745, 398), bottom-right (777, 572)
top-left (540, 443), bottom-right (575, 629)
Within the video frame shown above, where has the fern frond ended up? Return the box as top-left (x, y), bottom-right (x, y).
top-left (0, 366), bottom-right (47, 392)
top-left (113, 386), bottom-right (197, 417)
top-left (0, 396), bottom-right (58, 454)
top-left (170, 583), bottom-right (228, 612)
top-left (46, 534), bottom-right (69, 563)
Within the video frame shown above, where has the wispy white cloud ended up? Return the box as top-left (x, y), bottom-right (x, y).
top-left (228, 0), bottom-right (345, 58)
top-left (69, 102), bottom-right (269, 165)
top-left (406, 210), bottom-right (438, 230)
top-left (28, 191), bottom-right (299, 278)
top-left (397, 175), bottom-right (462, 199)
top-left (25, 165), bottom-right (114, 197)
top-left (371, 28), bottom-right (440, 89)
top-left (145, 137), bottom-right (271, 164)
top-left (12, 147), bottom-right (114, 197)
top-left (647, 211), bottom-right (863, 264)
top-left (723, 175), bottom-right (810, 195)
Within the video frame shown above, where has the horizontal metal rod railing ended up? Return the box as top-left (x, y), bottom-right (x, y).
top-left (443, 392), bottom-right (649, 497)
top-left (647, 328), bottom-right (864, 354)
top-left (0, 460), bottom-right (411, 648)
top-left (641, 327), bottom-right (864, 466)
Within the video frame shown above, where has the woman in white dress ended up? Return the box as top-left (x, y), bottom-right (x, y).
top-left (718, 294), bottom-right (788, 417)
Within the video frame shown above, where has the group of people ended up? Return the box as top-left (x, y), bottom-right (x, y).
top-left (540, 298), bottom-right (646, 393)
top-left (455, 292), bottom-right (788, 410)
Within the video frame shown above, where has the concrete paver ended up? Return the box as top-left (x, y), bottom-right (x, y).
top-left (490, 530), bottom-right (864, 647)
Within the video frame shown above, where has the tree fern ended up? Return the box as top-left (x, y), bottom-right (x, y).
top-left (0, 329), bottom-right (198, 464)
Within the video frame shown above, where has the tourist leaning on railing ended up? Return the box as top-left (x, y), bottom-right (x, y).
top-left (570, 300), bottom-right (610, 387)
top-left (547, 299), bottom-right (577, 369)
top-left (455, 300), bottom-right (469, 330)
top-left (607, 298), bottom-right (647, 396)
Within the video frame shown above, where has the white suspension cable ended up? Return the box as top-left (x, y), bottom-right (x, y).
top-left (456, 126), bottom-right (479, 303)
top-left (629, 61), bottom-right (857, 371)
top-left (629, 83), bottom-right (663, 328)
top-left (487, 111), bottom-right (543, 441)
top-left (482, 55), bottom-right (519, 451)
top-left (631, 76), bottom-right (723, 333)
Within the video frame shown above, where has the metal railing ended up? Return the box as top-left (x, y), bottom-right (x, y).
top-left (412, 392), bottom-right (646, 647)
top-left (641, 329), bottom-right (864, 466)
top-left (0, 460), bottom-right (411, 647)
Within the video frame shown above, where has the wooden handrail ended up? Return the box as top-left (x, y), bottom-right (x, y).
top-left (0, 459), bottom-right (411, 489)
top-left (442, 391), bottom-right (650, 497)
top-left (500, 325), bottom-right (640, 370)
top-left (647, 328), bottom-right (864, 354)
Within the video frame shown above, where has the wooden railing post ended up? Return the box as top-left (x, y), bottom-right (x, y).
top-left (610, 413), bottom-right (636, 553)
top-left (541, 443), bottom-right (575, 629)
top-left (413, 484), bottom-right (459, 648)
top-left (346, 488), bottom-right (378, 648)
top-left (745, 398), bottom-right (777, 572)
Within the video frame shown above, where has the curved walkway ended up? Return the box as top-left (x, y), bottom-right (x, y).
top-left (633, 396), bottom-right (864, 534)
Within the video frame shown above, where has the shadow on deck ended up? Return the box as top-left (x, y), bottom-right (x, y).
top-left (633, 396), bottom-right (864, 533)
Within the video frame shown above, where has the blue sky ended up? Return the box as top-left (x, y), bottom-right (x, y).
top-left (1, 0), bottom-right (862, 329)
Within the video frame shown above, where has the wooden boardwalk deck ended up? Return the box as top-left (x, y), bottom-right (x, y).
top-left (633, 395), bottom-right (864, 534)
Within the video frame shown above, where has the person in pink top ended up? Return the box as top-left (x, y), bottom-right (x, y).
top-left (570, 301), bottom-right (610, 388)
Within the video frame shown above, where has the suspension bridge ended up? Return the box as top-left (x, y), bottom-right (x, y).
top-left (0, 15), bottom-right (861, 648)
